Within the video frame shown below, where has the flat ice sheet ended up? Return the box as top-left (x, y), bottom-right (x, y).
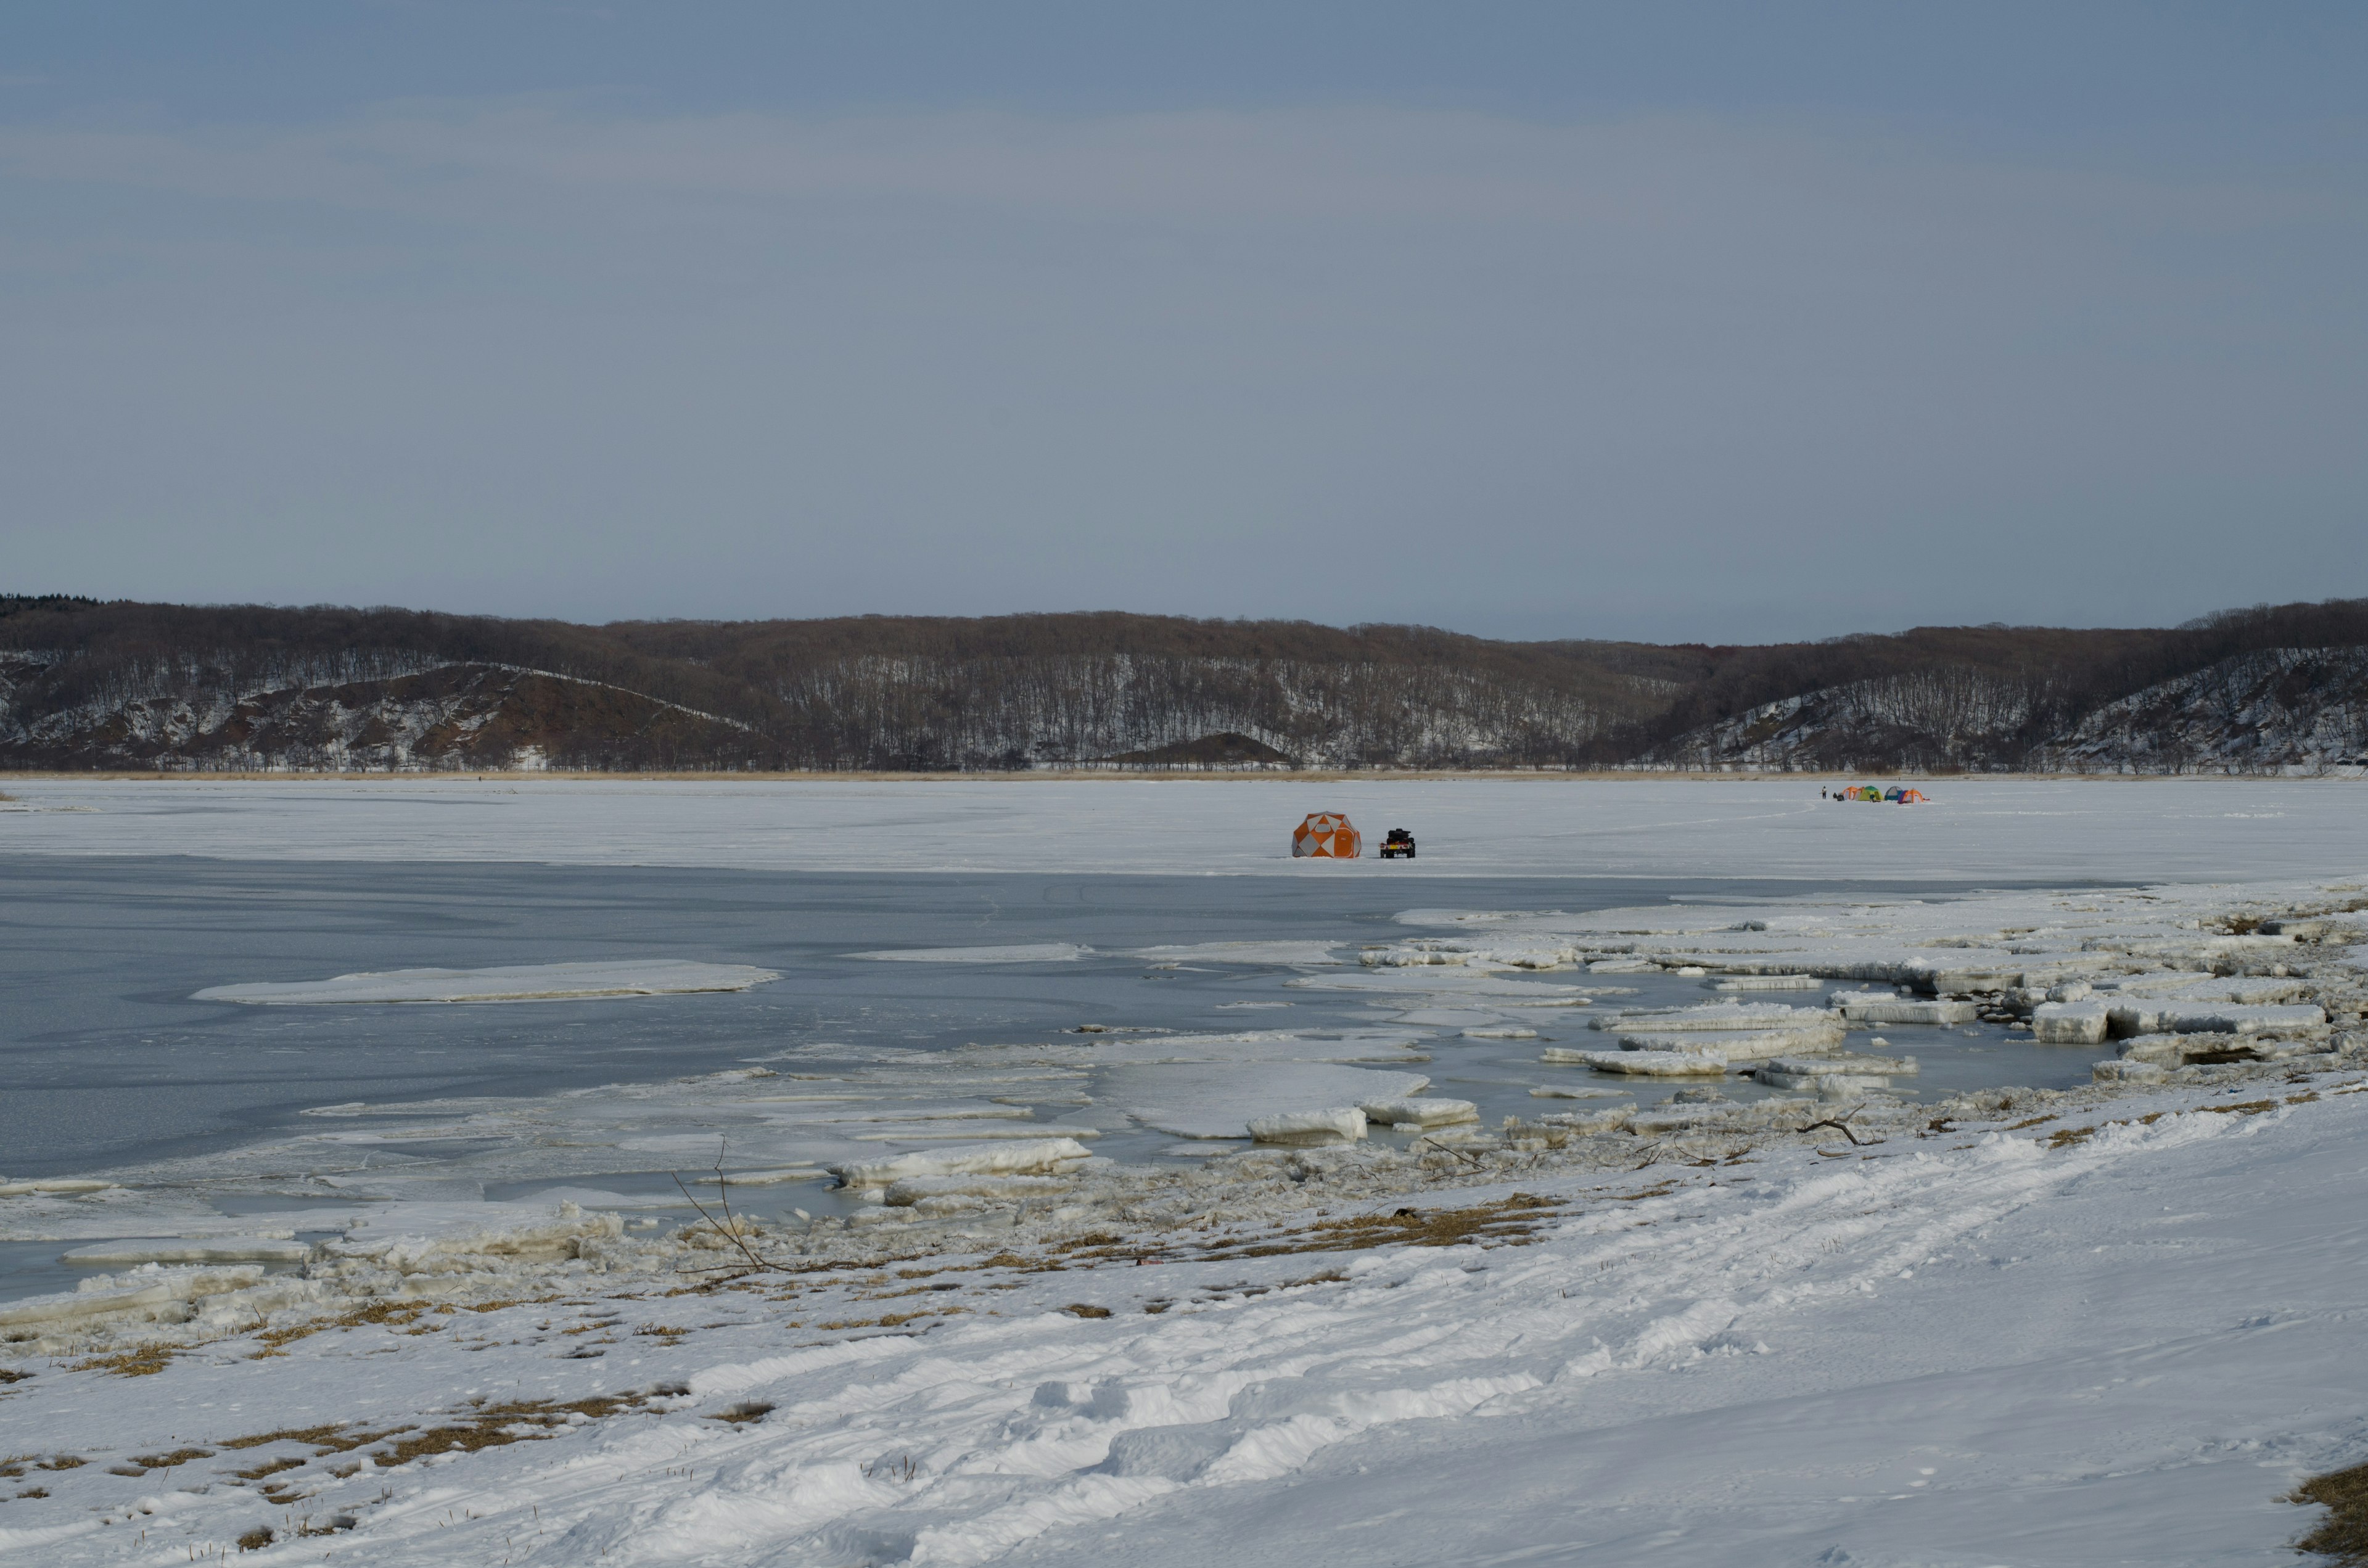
top-left (6, 776), bottom-right (2366, 882)
top-left (1133, 942), bottom-right (1344, 965)
top-left (846, 943), bottom-right (1091, 963)
top-left (193, 959), bottom-right (779, 1004)
top-left (1112, 1064), bottom-right (1431, 1139)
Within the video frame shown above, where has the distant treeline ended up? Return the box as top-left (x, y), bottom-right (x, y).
top-left (2, 597), bottom-right (2365, 773)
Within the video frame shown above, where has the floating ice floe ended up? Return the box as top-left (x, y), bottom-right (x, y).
top-left (828, 1138), bottom-right (1098, 1193)
top-left (195, 959), bottom-right (780, 1005)
top-left (1591, 1002), bottom-right (1840, 1033)
top-left (1708, 974), bottom-right (1825, 991)
top-left (1135, 942), bottom-right (1342, 966)
top-left (1531, 1105), bottom-right (1636, 1135)
top-left (1546, 1049), bottom-right (1729, 1077)
top-left (1462, 1027), bottom-right (1539, 1040)
top-left (1248, 1107), bottom-right (1367, 1146)
top-left (1114, 1064), bottom-right (1431, 1140)
top-left (847, 1123), bottom-right (1103, 1143)
top-left (1753, 1053), bottom-right (1918, 1091)
top-left (1829, 991), bottom-right (1982, 1025)
top-left (1609, 1027), bottom-right (1843, 1061)
top-left (58, 1238), bottom-right (313, 1267)
top-left (1527, 1085), bottom-right (1632, 1099)
top-left (847, 943), bottom-right (1093, 963)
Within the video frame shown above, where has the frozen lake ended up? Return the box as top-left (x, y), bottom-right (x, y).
top-left (0, 853), bottom-right (2104, 1169)
top-left (5, 774), bottom-right (2359, 1303)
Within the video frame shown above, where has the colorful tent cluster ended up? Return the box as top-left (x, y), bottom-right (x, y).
top-left (1293, 811), bottom-right (1362, 858)
top-left (1837, 785), bottom-right (1927, 803)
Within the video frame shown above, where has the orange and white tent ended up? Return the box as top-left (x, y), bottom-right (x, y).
top-left (1293, 812), bottom-right (1362, 858)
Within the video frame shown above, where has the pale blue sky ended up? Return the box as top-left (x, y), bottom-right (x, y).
top-left (6, 4), bottom-right (2364, 641)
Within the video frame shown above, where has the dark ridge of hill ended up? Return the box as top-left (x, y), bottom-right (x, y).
top-left (2, 599), bottom-right (2364, 774)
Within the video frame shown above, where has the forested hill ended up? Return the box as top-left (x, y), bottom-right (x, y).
top-left (2, 596), bottom-right (2365, 774)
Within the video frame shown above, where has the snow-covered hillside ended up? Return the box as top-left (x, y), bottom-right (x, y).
top-left (9, 597), bottom-right (2368, 773)
top-left (2031, 646), bottom-right (2368, 773)
top-left (1653, 646), bottom-right (2368, 774)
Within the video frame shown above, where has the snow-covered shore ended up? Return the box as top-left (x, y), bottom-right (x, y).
top-left (4, 1062), bottom-right (2366, 1566)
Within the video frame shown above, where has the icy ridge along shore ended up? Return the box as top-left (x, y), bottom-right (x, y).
top-left (5, 1054), bottom-right (2368, 1566)
top-left (7, 1018), bottom-right (2361, 1367)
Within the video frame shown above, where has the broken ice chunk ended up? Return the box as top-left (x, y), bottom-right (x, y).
top-left (1611, 1027), bottom-right (1843, 1060)
top-left (881, 1174), bottom-right (1075, 1208)
top-left (828, 1138), bottom-right (1096, 1192)
top-left (1359, 1097), bottom-right (1480, 1128)
top-left (847, 944), bottom-right (1093, 964)
top-left (1592, 1003), bottom-right (1840, 1033)
top-left (1751, 1053), bottom-right (1917, 1092)
top-left (1246, 1108), bottom-right (1368, 1146)
top-left (1829, 991), bottom-right (1981, 1025)
top-left (59, 1238), bottom-right (313, 1267)
top-left (2093, 1060), bottom-right (2171, 1085)
top-left (1536, 1106), bottom-right (1635, 1135)
top-left (2104, 1001), bottom-right (2327, 1038)
top-left (1546, 1049), bottom-right (1729, 1077)
top-left (2032, 999), bottom-right (2113, 1045)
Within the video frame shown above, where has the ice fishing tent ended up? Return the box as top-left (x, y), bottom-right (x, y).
top-left (1293, 812), bottom-right (1362, 858)
top-left (1846, 786), bottom-right (1885, 802)
top-left (1896, 787), bottom-right (1927, 803)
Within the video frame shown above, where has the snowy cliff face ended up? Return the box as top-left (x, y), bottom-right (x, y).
top-left (1652, 648), bottom-right (2368, 774)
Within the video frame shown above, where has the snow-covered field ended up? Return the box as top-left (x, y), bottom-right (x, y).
top-left (2, 774), bottom-right (2362, 882)
top-left (3, 778), bottom-right (2367, 1565)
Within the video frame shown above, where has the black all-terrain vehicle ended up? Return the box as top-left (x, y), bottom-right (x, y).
top-left (1379, 828), bottom-right (1416, 860)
